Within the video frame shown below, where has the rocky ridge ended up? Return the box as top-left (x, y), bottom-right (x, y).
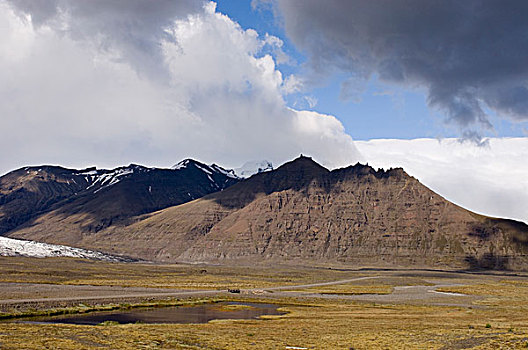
top-left (0, 160), bottom-right (239, 235)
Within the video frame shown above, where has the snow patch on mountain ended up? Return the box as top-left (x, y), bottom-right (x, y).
top-left (171, 159), bottom-right (273, 179)
top-left (74, 165), bottom-right (150, 193)
top-left (194, 163), bottom-right (213, 175)
top-left (0, 236), bottom-right (131, 261)
top-left (171, 159), bottom-right (238, 179)
top-left (210, 164), bottom-right (238, 179)
top-left (16, 160), bottom-right (240, 197)
top-left (171, 159), bottom-right (192, 170)
top-left (91, 168), bottom-right (136, 193)
top-left (234, 160), bottom-right (273, 178)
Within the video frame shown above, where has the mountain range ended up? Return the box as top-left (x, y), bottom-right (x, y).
top-left (1, 156), bottom-right (527, 270)
top-left (0, 160), bottom-right (243, 236)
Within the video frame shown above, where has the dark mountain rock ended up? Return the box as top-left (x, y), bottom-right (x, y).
top-left (0, 160), bottom-right (239, 236)
top-left (0, 166), bottom-right (95, 234)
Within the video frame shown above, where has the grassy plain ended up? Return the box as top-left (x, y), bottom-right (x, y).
top-left (0, 257), bottom-right (528, 349)
top-left (0, 257), bottom-right (355, 290)
top-left (284, 283), bottom-right (394, 295)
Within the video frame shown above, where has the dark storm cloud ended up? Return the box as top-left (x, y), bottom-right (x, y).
top-left (277, 0), bottom-right (528, 132)
top-left (7, 0), bottom-right (202, 80)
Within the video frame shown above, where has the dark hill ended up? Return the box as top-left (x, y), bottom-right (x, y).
top-left (0, 160), bottom-right (238, 237)
top-left (0, 166), bottom-right (95, 234)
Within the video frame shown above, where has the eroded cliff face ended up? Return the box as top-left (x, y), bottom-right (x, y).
top-left (176, 162), bottom-right (527, 269)
top-left (8, 156), bottom-right (528, 269)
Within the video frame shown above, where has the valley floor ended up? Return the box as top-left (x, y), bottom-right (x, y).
top-left (0, 257), bottom-right (527, 349)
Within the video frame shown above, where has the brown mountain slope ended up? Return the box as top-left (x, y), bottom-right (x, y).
top-left (0, 161), bottom-right (239, 239)
top-left (0, 166), bottom-right (95, 234)
top-left (8, 156), bottom-right (528, 270)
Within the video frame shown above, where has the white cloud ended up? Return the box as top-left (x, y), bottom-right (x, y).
top-left (303, 96), bottom-right (318, 109)
top-left (263, 33), bottom-right (290, 65)
top-left (0, 1), bottom-right (360, 175)
top-left (281, 74), bottom-right (303, 95)
top-left (292, 110), bottom-right (357, 166)
top-left (355, 138), bottom-right (528, 223)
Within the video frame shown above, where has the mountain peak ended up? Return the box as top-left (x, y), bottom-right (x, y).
top-left (277, 154), bottom-right (329, 175)
top-left (213, 155), bottom-right (329, 209)
top-left (171, 158), bottom-right (198, 170)
top-left (171, 159), bottom-right (238, 179)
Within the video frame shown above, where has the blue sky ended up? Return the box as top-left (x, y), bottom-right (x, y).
top-left (217, 0), bottom-right (528, 140)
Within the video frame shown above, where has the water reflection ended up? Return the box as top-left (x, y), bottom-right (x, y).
top-left (26, 302), bottom-right (285, 325)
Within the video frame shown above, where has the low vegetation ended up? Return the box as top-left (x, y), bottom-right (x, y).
top-left (0, 257), bottom-right (355, 291)
top-left (2, 297), bottom-right (528, 349)
top-left (436, 278), bottom-right (528, 308)
top-left (1, 257), bottom-right (528, 349)
top-left (0, 298), bottom-right (223, 321)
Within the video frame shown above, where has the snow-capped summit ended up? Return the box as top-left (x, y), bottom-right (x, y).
top-left (234, 160), bottom-right (274, 178)
top-left (171, 159), bottom-right (193, 170)
top-left (171, 159), bottom-right (238, 179)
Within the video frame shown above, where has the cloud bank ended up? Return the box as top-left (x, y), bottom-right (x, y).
top-left (356, 138), bottom-right (528, 224)
top-left (277, 0), bottom-right (528, 136)
top-left (0, 0), bottom-right (360, 175)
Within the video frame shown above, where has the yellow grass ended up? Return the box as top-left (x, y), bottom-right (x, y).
top-left (0, 257), bottom-right (357, 290)
top-left (286, 283), bottom-right (393, 295)
top-left (1, 257), bottom-right (528, 349)
top-left (2, 298), bottom-right (528, 349)
top-left (211, 304), bottom-right (256, 312)
top-left (436, 279), bottom-right (528, 310)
